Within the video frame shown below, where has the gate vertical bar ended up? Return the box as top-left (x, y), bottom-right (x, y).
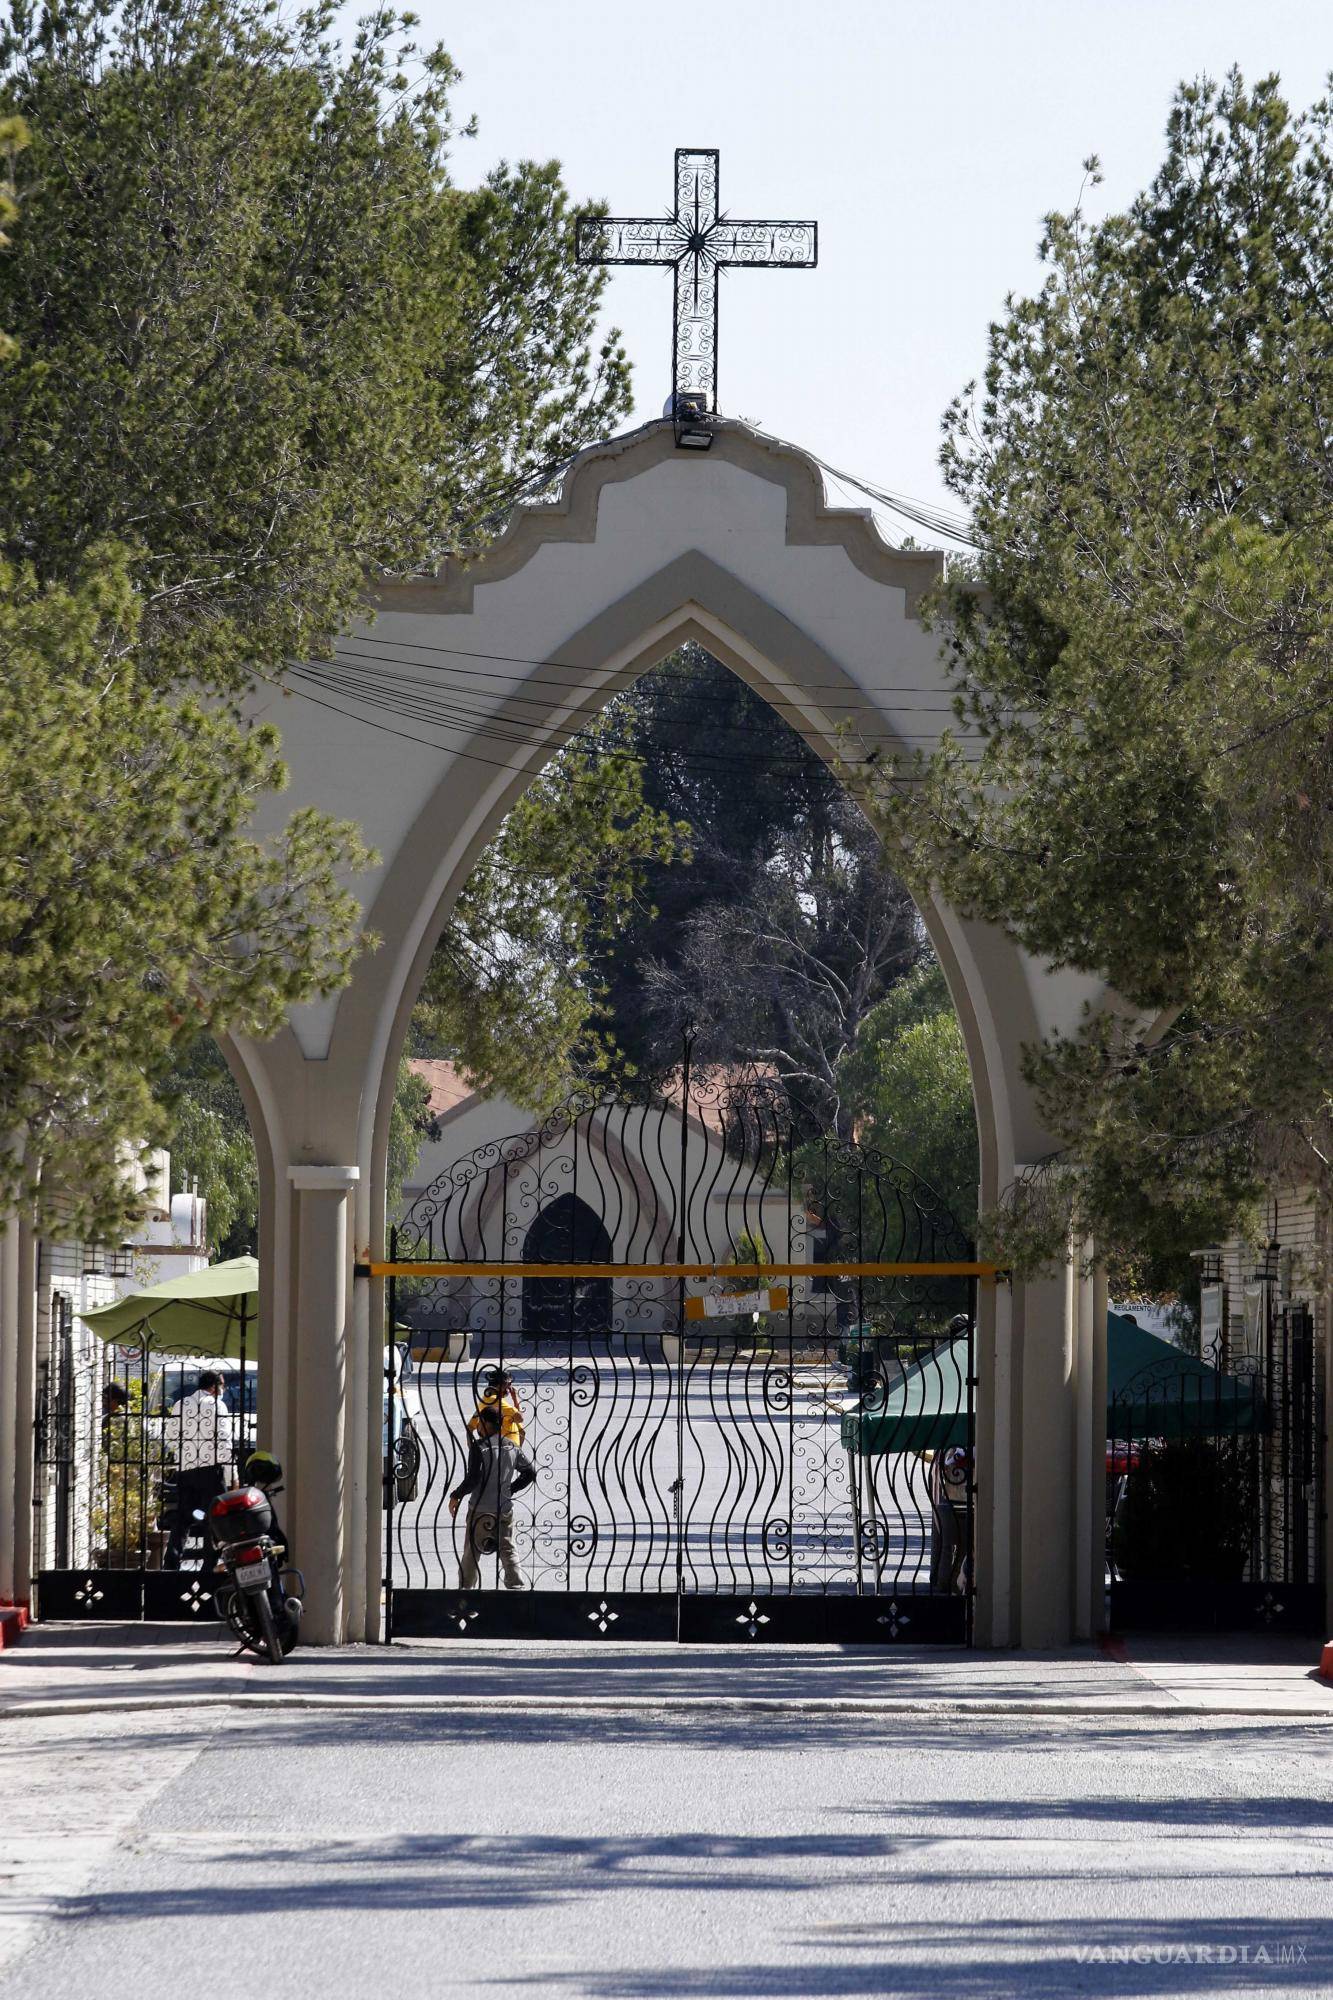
top-left (854, 1167), bottom-right (865, 1596)
top-left (499, 1161), bottom-right (509, 1594)
top-left (1280, 1304), bottom-right (1288, 1584)
top-left (568, 1116), bottom-right (578, 1591)
top-left (787, 1137), bottom-right (795, 1598)
top-left (965, 1273), bottom-right (977, 1647)
top-left (106, 1338), bottom-right (119, 1573)
top-left (238, 1293), bottom-right (250, 1465)
top-left (137, 1339), bottom-right (149, 1597)
top-left (674, 1029), bottom-right (693, 1640)
top-left (384, 1227), bottom-right (397, 1642)
top-left (54, 1308), bottom-right (72, 1570)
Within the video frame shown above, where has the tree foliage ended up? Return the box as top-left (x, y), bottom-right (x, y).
top-left (0, 0), bottom-right (633, 1229)
top-left (0, 553), bottom-right (368, 1236)
top-left (0, 108), bottom-right (25, 359)
top-left (597, 646), bottom-right (927, 1131)
top-left (836, 962), bottom-right (978, 1229)
top-left (0, 0), bottom-right (629, 692)
top-left (161, 1040), bottom-right (430, 1254)
top-left (159, 1040), bottom-right (259, 1260)
top-left (872, 72), bottom-right (1333, 1267)
top-left (413, 727), bottom-right (686, 1110)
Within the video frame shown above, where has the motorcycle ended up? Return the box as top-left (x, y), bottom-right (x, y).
top-left (208, 1473), bottom-right (304, 1665)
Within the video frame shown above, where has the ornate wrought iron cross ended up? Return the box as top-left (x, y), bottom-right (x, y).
top-left (576, 149), bottom-right (818, 414)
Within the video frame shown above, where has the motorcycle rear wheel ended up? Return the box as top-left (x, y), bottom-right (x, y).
top-left (253, 1588), bottom-right (285, 1666)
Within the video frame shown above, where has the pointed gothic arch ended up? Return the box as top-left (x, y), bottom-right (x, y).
top-left (224, 418), bottom-right (1115, 1648)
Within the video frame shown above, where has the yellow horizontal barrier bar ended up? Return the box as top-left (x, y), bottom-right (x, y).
top-left (361, 1260), bottom-right (1004, 1280)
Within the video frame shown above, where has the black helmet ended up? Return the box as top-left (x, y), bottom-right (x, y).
top-left (244, 1450), bottom-right (283, 1489)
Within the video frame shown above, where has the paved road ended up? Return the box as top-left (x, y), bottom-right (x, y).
top-left (2, 1643), bottom-right (1332, 1998)
top-left (396, 1354), bottom-right (940, 1595)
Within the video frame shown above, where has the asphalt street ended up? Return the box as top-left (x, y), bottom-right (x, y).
top-left (2, 1660), bottom-right (1332, 1999)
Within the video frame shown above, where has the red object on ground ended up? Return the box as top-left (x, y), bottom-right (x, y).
top-left (1320, 1640), bottom-right (1333, 1682)
top-left (0, 1601), bottom-right (28, 1649)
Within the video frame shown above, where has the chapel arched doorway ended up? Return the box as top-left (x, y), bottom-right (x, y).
top-left (521, 1193), bottom-right (613, 1336)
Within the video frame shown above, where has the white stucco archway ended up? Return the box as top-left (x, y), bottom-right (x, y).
top-left (230, 419), bottom-right (1109, 1647)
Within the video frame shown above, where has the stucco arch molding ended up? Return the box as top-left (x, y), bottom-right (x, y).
top-left (386, 418), bottom-right (943, 620)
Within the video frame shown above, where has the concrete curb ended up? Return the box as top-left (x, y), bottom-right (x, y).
top-left (3, 1691), bottom-right (1332, 1723)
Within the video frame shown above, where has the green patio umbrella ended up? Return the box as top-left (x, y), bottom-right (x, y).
top-left (844, 1312), bottom-right (1263, 1456)
top-left (80, 1255), bottom-right (260, 1361)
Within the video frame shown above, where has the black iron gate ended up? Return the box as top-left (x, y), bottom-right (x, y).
top-left (33, 1305), bottom-right (257, 1622)
top-left (382, 1062), bottom-right (982, 1644)
top-left (1108, 1301), bottom-right (1326, 1633)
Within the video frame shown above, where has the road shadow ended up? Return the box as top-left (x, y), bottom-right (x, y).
top-left (4, 1699), bottom-right (1327, 1761)
top-left (843, 1793), bottom-right (1333, 1832)
top-left (492, 1915), bottom-right (1331, 1998)
top-left (54, 1839), bottom-right (1331, 1996)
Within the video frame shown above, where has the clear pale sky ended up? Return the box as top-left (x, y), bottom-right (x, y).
top-left (388, 0), bottom-right (1329, 531)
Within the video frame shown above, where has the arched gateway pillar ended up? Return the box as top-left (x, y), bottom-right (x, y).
top-left (230, 418), bottom-right (1115, 1648)
top-left (220, 1032), bottom-right (375, 1646)
top-left (976, 1250), bottom-right (1108, 1648)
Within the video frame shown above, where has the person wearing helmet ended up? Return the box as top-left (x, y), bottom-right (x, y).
top-left (450, 1404), bottom-right (535, 1590)
top-left (466, 1365), bottom-right (525, 1446)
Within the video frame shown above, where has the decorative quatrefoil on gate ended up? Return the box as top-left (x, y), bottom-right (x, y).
top-left (588, 1600), bottom-right (619, 1634)
top-left (736, 1599), bottom-right (771, 1639)
top-left (74, 1576), bottom-right (104, 1608)
top-left (178, 1577), bottom-right (210, 1615)
top-left (876, 1601), bottom-right (911, 1637)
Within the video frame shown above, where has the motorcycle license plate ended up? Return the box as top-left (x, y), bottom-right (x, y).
top-left (234, 1561), bottom-right (269, 1588)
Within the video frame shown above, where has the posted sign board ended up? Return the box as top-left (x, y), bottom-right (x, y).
top-left (685, 1288), bottom-right (790, 1320)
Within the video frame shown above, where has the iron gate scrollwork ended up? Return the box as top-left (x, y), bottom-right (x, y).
top-left (385, 1059), bottom-right (978, 1644)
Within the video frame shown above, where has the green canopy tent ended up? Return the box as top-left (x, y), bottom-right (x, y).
top-left (80, 1255), bottom-right (260, 1361)
top-left (1104, 1310), bottom-right (1264, 1442)
top-left (844, 1311), bottom-right (1264, 1456)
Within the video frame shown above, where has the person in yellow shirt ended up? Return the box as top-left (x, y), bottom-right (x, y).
top-left (467, 1365), bottom-right (525, 1446)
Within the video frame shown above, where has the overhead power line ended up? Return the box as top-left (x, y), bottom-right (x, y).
top-left (332, 636), bottom-right (988, 714)
top-left (296, 653), bottom-right (993, 749)
top-left (283, 673), bottom-right (983, 791)
top-left (284, 660), bottom-right (989, 784)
